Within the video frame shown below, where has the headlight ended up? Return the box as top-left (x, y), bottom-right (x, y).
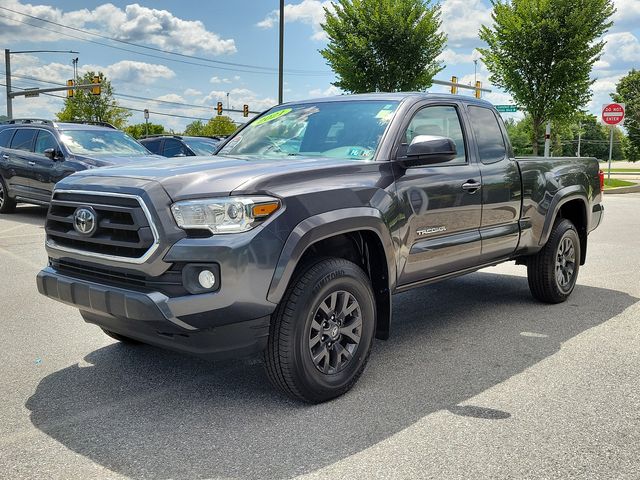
top-left (171, 196), bottom-right (280, 234)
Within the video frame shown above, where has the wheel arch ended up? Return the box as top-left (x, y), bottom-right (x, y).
top-left (267, 208), bottom-right (396, 340)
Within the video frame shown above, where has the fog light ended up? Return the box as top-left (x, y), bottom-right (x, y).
top-left (198, 269), bottom-right (216, 289)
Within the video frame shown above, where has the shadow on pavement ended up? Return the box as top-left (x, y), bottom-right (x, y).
top-left (4, 205), bottom-right (48, 227)
top-left (26, 272), bottom-right (637, 479)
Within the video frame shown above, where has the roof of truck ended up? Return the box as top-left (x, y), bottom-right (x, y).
top-left (286, 92), bottom-right (495, 108)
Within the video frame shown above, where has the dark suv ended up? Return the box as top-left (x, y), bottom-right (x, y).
top-left (139, 135), bottom-right (222, 157)
top-left (0, 119), bottom-right (161, 212)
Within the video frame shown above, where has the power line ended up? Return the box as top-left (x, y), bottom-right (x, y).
top-left (0, 6), bottom-right (331, 76)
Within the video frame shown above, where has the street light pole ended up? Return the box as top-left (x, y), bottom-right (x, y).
top-left (278, 0), bottom-right (284, 104)
top-left (3, 49), bottom-right (78, 119)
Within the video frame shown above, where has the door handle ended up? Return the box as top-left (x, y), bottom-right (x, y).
top-left (1, 154), bottom-right (8, 159)
top-left (462, 180), bottom-right (482, 193)
top-left (28, 161), bottom-right (36, 166)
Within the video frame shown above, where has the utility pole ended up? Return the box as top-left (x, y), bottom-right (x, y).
top-left (226, 92), bottom-right (230, 110)
top-left (544, 121), bottom-right (551, 157)
top-left (278, 0), bottom-right (284, 104)
top-left (5, 49), bottom-right (12, 119)
top-left (72, 57), bottom-right (79, 82)
top-left (144, 109), bottom-right (149, 136)
top-left (474, 59), bottom-right (478, 85)
top-left (577, 121), bottom-right (582, 157)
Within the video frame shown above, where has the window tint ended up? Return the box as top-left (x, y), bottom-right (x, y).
top-left (143, 139), bottom-right (162, 154)
top-left (468, 106), bottom-right (507, 164)
top-left (10, 128), bottom-right (36, 151)
top-left (0, 128), bottom-right (14, 148)
top-left (34, 130), bottom-right (58, 155)
top-left (163, 138), bottom-right (187, 157)
top-left (403, 105), bottom-right (466, 164)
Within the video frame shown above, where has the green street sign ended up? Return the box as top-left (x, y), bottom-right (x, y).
top-left (495, 105), bottom-right (519, 113)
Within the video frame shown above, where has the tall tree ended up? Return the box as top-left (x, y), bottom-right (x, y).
top-left (124, 123), bottom-right (165, 139)
top-left (612, 69), bottom-right (640, 162)
top-left (184, 116), bottom-right (237, 136)
top-left (320, 0), bottom-right (446, 93)
top-left (57, 72), bottom-right (130, 128)
top-left (479, 0), bottom-right (615, 155)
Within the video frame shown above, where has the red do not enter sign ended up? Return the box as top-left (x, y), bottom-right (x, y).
top-left (602, 103), bottom-right (625, 126)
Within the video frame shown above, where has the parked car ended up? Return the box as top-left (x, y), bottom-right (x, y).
top-left (139, 135), bottom-right (222, 157)
top-left (0, 119), bottom-right (162, 212)
top-left (37, 93), bottom-right (604, 403)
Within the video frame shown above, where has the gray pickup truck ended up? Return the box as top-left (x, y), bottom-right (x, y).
top-left (37, 93), bottom-right (604, 403)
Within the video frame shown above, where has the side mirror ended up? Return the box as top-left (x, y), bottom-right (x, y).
top-left (43, 148), bottom-right (63, 161)
top-left (398, 135), bottom-right (457, 167)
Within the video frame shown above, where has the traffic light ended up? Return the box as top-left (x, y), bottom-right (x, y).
top-left (91, 75), bottom-right (101, 95)
top-left (243, 104), bottom-right (249, 117)
top-left (450, 76), bottom-right (458, 95)
top-left (67, 79), bottom-right (74, 98)
top-left (474, 81), bottom-right (482, 99)
top-left (217, 101), bottom-right (223, 116)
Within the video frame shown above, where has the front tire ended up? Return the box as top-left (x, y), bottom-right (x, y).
top-left (527, 218), bottom-right (581, 303)
top-left (0, 177), bottom-right (16, 214)
top-left (264, 258), bottom-right (376, 403)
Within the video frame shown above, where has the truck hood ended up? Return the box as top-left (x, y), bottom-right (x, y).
top-left (66, 155), bottom-right (368, 200)
top-left (73, 153), bottom-right (165, 168)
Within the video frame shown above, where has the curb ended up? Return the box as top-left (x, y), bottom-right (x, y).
top-left (604, 183), bottom-right (640, 194)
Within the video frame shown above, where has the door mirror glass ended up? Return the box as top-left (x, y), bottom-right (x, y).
top-left (400, 135), bottom-right (457, 167)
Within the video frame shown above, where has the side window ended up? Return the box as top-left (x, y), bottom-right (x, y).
top-left (163, 138), bottom-right (186, 157)
top-left (34, 131), bottom-right (58, 155)
top-left (143, 139), bottom-right (162, 154)
top-left (10, 128), bottom-right (36, 152)
top-left (468, 106), bottom-right (507, 164)
top-left (0, 128), bottom-right (15, 148)
top-left (403, 105), bottom-right (467, 164)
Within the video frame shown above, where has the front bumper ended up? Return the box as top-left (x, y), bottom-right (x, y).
top-left (36, 268), bottom-right (270, 359)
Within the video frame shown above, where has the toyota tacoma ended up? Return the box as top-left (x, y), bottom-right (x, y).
top-left (36, 93), bottom-right (604, 403)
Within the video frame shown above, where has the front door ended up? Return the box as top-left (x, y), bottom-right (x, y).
top-left (393, 103), bottom-right (483, 285)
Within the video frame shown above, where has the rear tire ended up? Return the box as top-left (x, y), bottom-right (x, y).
top-left (264, 258), bottom-right (376, 403)
top-left (527, 218), bottom-right (581, 303)
top-left (101, 328), bottom-right (142, 344)
top-left (0, 177), bottom-right (16, 214)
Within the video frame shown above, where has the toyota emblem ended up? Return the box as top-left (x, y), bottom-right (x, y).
top-left (73, 207), bottom-right (97, 236)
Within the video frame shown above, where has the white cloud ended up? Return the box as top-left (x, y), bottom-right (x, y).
top-left (441, 0), bottom-right (492, 48)
top-left (82, 61), bottom-right (175, 85)
top-left (0, 0), bottom-right (236, 55)
top-left (612, 0), bottom-right (640, 30)
top-left (210, 76), bottom-right (231, 84)
top-left (257, 0), bottom-right (334, 41)
top-left (202, 88), bottom-right (276, 112)
top-left (155, 93), bottom-right (185, 104)
top-left (597, 32), bottom-right (640, 71)
top-left (308, 85), bottom-right (342, 97)
top-left (438, 48), bottom-right (481, 66)
top-left (183, 88), bottom-right (202, 97)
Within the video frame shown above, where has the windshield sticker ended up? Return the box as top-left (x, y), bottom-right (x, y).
top-left (253, 108), bottom-right (292, 126)
top-left (348, 147), bottom-right (372, 158)
top-left (375, 104), bottom-right (396, 122)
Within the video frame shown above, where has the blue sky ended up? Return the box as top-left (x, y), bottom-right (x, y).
top-left (1, 0), bottom-right (639, 131)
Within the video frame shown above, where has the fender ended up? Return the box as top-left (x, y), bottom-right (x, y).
top-left (538, 185), bottom-right (589, 246)
top-left (267, 207), bottom-right (397, 304)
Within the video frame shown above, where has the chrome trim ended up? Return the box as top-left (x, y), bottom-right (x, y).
top-left (45, 189), bottom-right (161, 265)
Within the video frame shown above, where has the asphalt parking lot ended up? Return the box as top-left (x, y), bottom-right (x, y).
top-left (1, 194), bottom-right (639, 480)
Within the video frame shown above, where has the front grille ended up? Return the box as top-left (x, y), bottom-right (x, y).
top-left (46, 191), bottom-right (158, 261)
top-left (51, 259), bottom-right (187, 297)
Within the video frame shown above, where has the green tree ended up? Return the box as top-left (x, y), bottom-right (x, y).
top-left (56, 72), bottom-right (130, 128)
top-left (479, 0), bottom-right (615, 155)
top-left (320, 0), bottom-right (446, 93)
top-left (124, 123), bottom-right (165, 139)
top-left (612, 69), bottom-right (640, 162)
top-left (185, 116), bottom-right (237, 136)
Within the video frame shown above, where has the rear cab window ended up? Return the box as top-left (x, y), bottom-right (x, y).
top-left (10, 128), bottom-right (37, 152)
top-left (143, 139), bottom-right (162, 155)
top-left (467, 106), bottom-right (507, 164)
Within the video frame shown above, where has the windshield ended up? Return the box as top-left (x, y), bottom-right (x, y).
top-left (217, 100), bottom-right (399, 161)
top-left (60, 130), bottom-right (150, 156)
top-left (183, 138), bottom-right (219, 155)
